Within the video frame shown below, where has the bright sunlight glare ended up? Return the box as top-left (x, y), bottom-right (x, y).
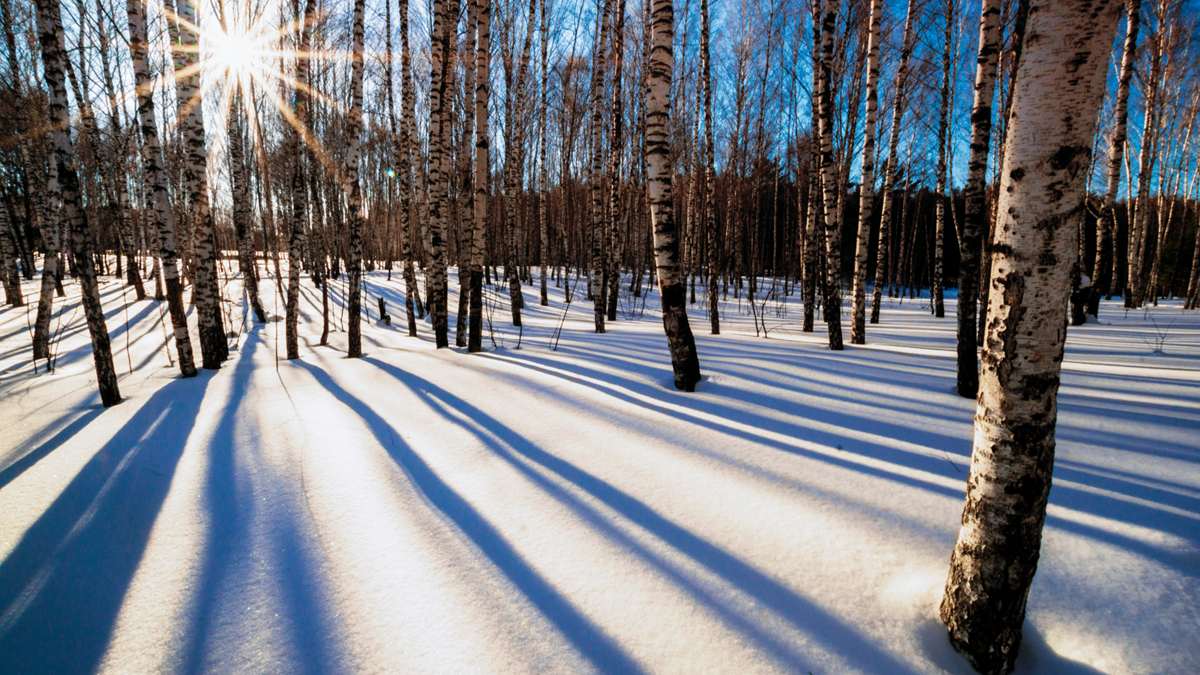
top-left (208, 28), bottom-right (269, 78)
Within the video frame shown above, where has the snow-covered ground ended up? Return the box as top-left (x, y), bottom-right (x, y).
top-left (1, 261), bottom-right (1197, 675)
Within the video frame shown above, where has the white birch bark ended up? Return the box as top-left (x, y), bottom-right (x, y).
top-left (941, 3), bottom-right (1123, 672)
top-left (956, 0), bottom-right (1002, 398)
top-left (346, 0), bottom-right (367, 357)
top-left (175, 0), bottom-right (227, 368)
top-left (646, 0), bottom-right (700, 390)
top-left (1093, 0), bottom-right (1140, 309)
top-left (850, 0), bottom-right (883, 344)
top-left (127, 0), bottom-right (196, 377)
top-left (32, 0), bottom-right (121, 405)
top-left (869, 0), bottom-right (917, 325)
top-left (469, 0), bottom-right (491, 351)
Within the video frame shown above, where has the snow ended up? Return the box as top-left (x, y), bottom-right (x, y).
top-left (1, 262), bottom-right (1197, 674)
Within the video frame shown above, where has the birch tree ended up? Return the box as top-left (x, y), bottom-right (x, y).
top-left (426, 0), bottom-right (453, 347)
top-left (646, 0), bottom-right (700, 391)
top-left (286, 0), bottom-right (317, 360)
top-left (589, 0), bottom-right (614, 333)
top-left (701, 0), bottom-right (718, 334)
top-left (32, 0), bottom-right (120, 405)
top-left (869, 0), bottom-right (917, 325)
top-left (849, 0), bottom-right (882, 344)
top-left (128, 0), bottom-right (196, 377)
top-left (346, 0), bottom-right (367, 357)
top-left (932, 0), bottom-right (954, 319)
top-left (469, 0), bottom-right (491, 351)
top-left (941, 3), bottom-right (1122, 673)
top-left (956, 0), bottom-right (1001, 398)
top-left (175, 0), bottom-right (228, 369)
top-left (1091, 0), bottom-right (1140, 313)
top-left (815, 0), bottom-right (842, 350)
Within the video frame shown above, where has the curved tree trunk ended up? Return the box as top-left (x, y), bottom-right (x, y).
top-left (646, 0), bottom-right (700, 391)
top-left (940, 3), bottom-right (1122, 673)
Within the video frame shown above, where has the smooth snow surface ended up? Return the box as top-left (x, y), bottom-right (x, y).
top-left (1, 264), bottom-right (1197, 675)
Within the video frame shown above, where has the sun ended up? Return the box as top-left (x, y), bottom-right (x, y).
top-left (208, 24), bottom-right (272, 82)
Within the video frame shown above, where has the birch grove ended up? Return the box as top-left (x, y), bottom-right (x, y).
top-left (2, 2), bottom-right (1199, 667)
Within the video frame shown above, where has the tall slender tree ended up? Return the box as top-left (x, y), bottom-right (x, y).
top-left (701, 0), bottom-right (718, 335)
top-left (646, 0), bottom-right (701, 391)
top-left (175, 0), bottom-right (228, 369)
top-left (286, 0), bottom-right (318, 360)
top-left (32, 0), bottom-right (120, 405)
top-left (1092, 0), bottom-right (1140, 311)
top-left (589, 0), bottom-right (614, 333)
top-left (956, 0), bottom-right (1002, 398)
top-left (469, 0), bottom-right (491, 352)
top-left (127, 0), bottom-right (197, 377)
top-left (933, 0), bottom-right (954, 319)
top-left (850, 0), bottom-right (883, 344)
top-left (346, 0), bottom-right (368, 357)
top-left (869, 0), bottom-right (917, 325)
top-left (941, 2), bottom-right (1122, 673)
top-left (816, 0), bottom-right (842, 351)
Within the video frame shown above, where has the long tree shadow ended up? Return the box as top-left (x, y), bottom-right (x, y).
top-left (294, 359), bottom-right (646, 675)
top-left (178, 329), bottom-right (349, 675)
top-left (0, 372), bottom-right (214, 674)
top-left (365, 357), bottom-right (927, 675)
top-left (0, 407), bottom-right (105, 490)
top-left (482, 350), bottom-right (1200, 579)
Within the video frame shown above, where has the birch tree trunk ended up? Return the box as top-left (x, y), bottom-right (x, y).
top-left (941, 3), bottom-right (1122, 673)
top-left (346, 0), bottom-right (367, 357)
top-left (175, 0), bottom-right (227, 369)
top-left (228, 86), bottom-right (266, 324)
top-left (286, 0), bottom-right (316, 359)
top-left (127, 0), bottom-right (196, 377)
top-left (933, 0), bottom-right (953, 319)
top-left (589, 0), bottom-right (614, 333)
top-left (870, 0), bottom-right (917, 325)
top-left (646, 0), bottom-right (700, 391)
top-left (815, 0), bottom-right (842, 350)
top-left (956, 0), bottom-right (1002, 398)
top-left (701, 0), bottom-right (718, 334)
top-left (469, 0), bottom-right (491, 352)
top-left (0, 197), bottom-right (21, 305)
top-left (1092, 0), bottom-right (1140, 312)
top-left (399, 0), bottom-right (420, 336)
top-left (33, 0), bottom-right (121, 405)
top-left (1126, 1), bottom-right (1163, 308)
top-left (426, 0), bottom-right (452, 347)
top-left (606, 0), bottom-right (626, 323)
top-left (538, 0), bottom-right (549, 306)
top-left (850, 0), bottom-right (882, 344)
top-left (95, 0), bottom-right (146, 302)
